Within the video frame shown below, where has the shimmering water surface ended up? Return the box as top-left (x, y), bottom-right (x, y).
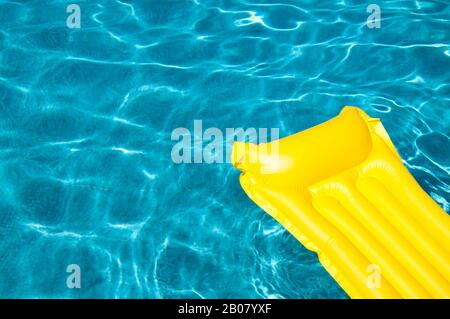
top-left (0, 0), bottom-right (449, 298)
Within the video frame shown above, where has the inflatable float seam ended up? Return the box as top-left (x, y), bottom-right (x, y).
top-left (242, 170), bottom-right (406, 297)
top-left (240, 173), bottom-right (384, 298)
top-left (358, 175), bottom-right (450, 278)
top-left (338, 179), bottom-right (447, 298)
top-left (311, 190), bottom-right (431, 298)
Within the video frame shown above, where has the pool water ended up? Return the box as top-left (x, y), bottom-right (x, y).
top-left (0, 0), bottom-right (449, 298)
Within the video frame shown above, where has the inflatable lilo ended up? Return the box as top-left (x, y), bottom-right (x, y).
top-left (231, 106), bottom-right (450, 298)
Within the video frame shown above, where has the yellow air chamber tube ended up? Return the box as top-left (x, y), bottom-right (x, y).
top-left (231, 106), bottom-right (450, 299)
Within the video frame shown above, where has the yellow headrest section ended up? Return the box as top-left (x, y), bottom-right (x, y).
top-left (232, 106), bottom-right (396, 187)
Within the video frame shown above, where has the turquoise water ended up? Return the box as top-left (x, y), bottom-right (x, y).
top-left (0, 0), bottom-right (449, 298)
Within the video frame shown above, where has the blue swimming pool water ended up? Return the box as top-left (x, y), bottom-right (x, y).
top-left (0, 0), bottom-right (449, 298)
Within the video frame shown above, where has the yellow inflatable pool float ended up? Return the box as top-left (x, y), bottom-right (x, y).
top-left (231, 106), bottom-right (450, 298)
